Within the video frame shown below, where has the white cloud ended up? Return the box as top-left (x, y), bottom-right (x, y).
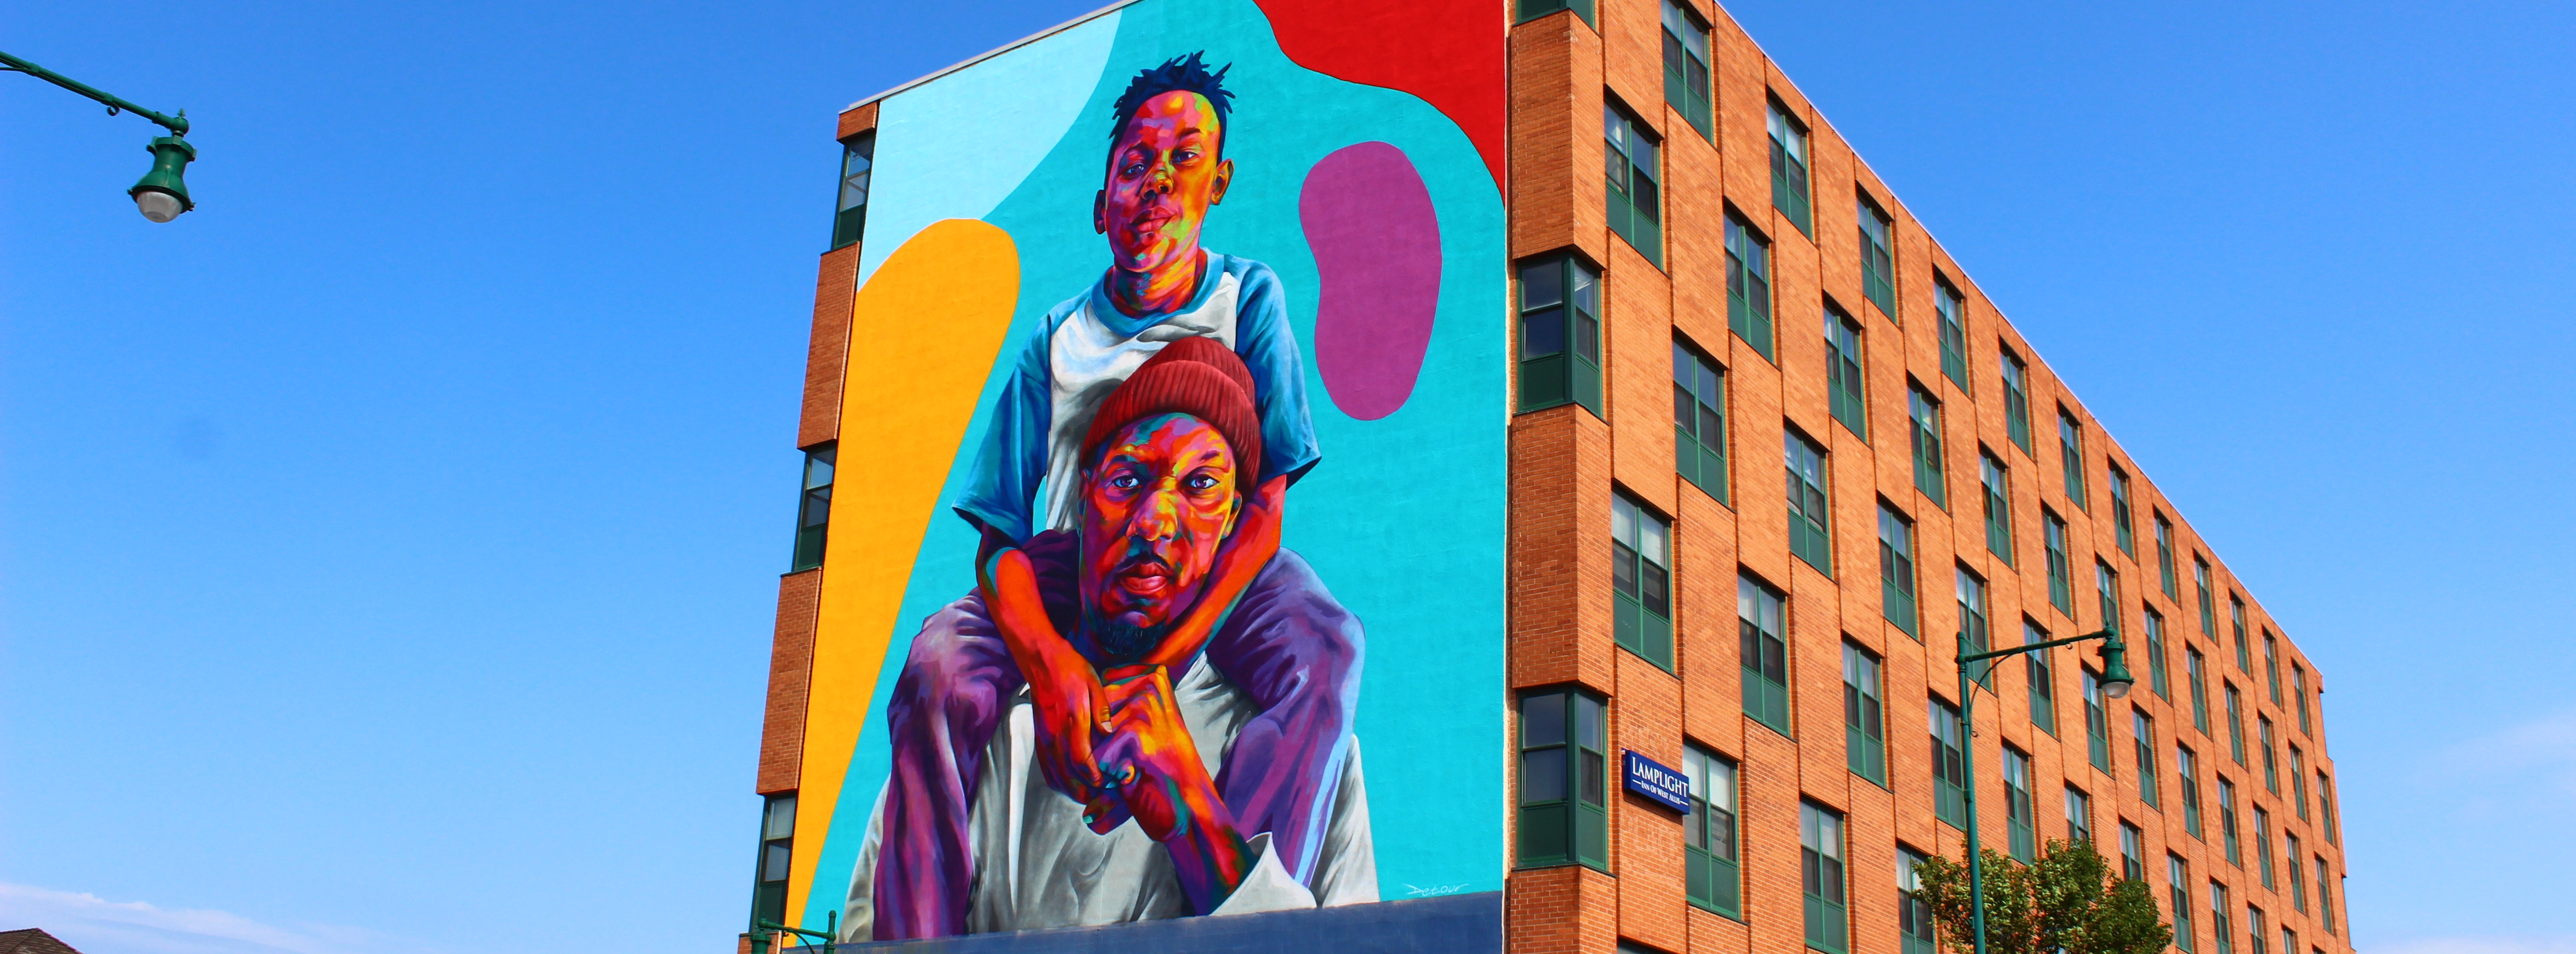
top-left (0, 884), bottom-right (442, 954)
top-left (2370, 936), bottom-right (2576, 954)
top-left (2432, 707), bottom-right (2576, 803)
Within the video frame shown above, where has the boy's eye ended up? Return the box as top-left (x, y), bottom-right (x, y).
top-left (1110, 474), bottom-right (1142, 489)
top-left (1185, 474), bottom-right (1218, 490)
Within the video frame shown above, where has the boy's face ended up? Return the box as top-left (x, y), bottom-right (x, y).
top-left (1096, 91), bottom-right (1233, 277)
top-left (1078, 412), bottom-right (1241, 657)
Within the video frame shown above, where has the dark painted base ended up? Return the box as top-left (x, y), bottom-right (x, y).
top-left (835, 892), bottom-right (1503, 954)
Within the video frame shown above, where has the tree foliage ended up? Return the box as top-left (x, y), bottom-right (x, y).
top-left (1914, 838), bottom-right (2173, 954)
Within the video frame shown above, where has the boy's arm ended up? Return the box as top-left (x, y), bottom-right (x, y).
top-left (975, 526), bottom-right (1109, 799)
top-left (1139, 474), bottom-right (1284, 672)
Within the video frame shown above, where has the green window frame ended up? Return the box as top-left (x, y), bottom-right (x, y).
top-left (2143, 609), bottom-right (2170, 701)
top-left (1859, 194), bottom-right (1897, 318)
top-left (2001, 346), bottom-right (2032, 452)
top-left (2289, 746), bottom-right (2310, 820)
top-left (2199, 557), bottom-right (2220, 638)
top-left (1981, 452), bottom-right (2014, 565)
top-left (2264, 633), bottom-right (2282, 704)
top-left (1879, 504), bottom-right (1919, 637)
top-left (2251, 907), bottom-right (2271, 954)
top-left (2212, 881), bottom-right (2235, 954)
top-left (1517, 689), bottom-right (1610, 870)
top-left (2119, 822), bottom-right (2145, 881)
top-left (2171, 856), bottom-right (2197, 952)
top-left (1684, 747), bottom-right (1742, 916)
top-left (2286, 928), bottom-right (2300, 954)
top-left (1957, 567), bottom-right (1991, 679)
top-left (2109, 463), bottom-right (2135, 555)
top-left (2255, 807), bottom-right (2275, 888)
top-left (1674, 340), bottom-right (1728, 502)
top-left (2004, 746), bottom-right (2036, 863)
top-left (1741, 575), bottom-right (1791, 735)
top-left (2043, 510), bottom-right (2074, 614)
top-left (1605, 104), bottom-right (1663, 266)
top-left (1517, 254), bottom-right (1604, 416)
top-left (1899, 846), bottom-right (1936, 954)
top-left (2319, 774), bottom-right (2339, 845)
top-left (1825, 309), bottom-right (1867, 439)
top-left (1727, 214), bottom-right (1775, 360)
top-left (2286, 833), bottom-right (2306, 912)
top-left (1939, 281), bottom-right (1972, 395)
top-left (2058, 407), bottom-right (2089, 510)
top-left (2026, 620), bottom-right (2057, 736)
top-left (2231, 595), bottom-right (2250, 669)
top-left (1801, 802), bottom-right (1849, 954)
top-left (792, 443), bottom-right (837, 571)
top-left (1516, 0), bottom-right (1595, 26)
top-left (1931, 695), bottom-right (1967, 828)
top-left (2293, 664), bottom-right (2312, 736)
top-left (2178, 743), bottom-right (2204, 838)
top-left (1909, 386), bottom-right (1946, 508)
top-left (1769, 99), bottom-right (1813, 238)
top-left (1661, 0), bottom-right (1713, 138)
top-left (1845, 642), bottom-right (1887, 784)
top-left (2188, 648), bottom-right (2212, 734)
top-left (2066, 785), bottom-right (2093, 845)
top-left (2083, 666), bottom-right (2112, 771)
top-left (2219, 777), bottom-right (2242, 866)
top-left (2134, 709), bottom-right (2161, 808)
top-left (2259, 716), bottom-right (2279, 794)
top-left (1786, 427), bottom-right (1832, 574)
top-left (2314, 856), bottom-right (2335, 934)
top-left (2226, 683), bottom-right (2247, 766)
top-left (1612, 493), bottom-right (1675, 670)
top-left (831, 132), bottom-right (874, 250)
top-left (2157, 514), bottom-right (2179, 598)
top-left (752, 793), bottom-right (798, 928)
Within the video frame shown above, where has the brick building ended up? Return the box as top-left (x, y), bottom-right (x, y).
top-left (748, 0), bottom-right (2350, 952)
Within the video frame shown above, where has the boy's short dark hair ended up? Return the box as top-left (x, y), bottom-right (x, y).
top-left (1108, 52), bottom-right (1235, 153)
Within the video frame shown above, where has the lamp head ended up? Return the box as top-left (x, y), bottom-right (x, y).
top-left (2098, 632), bottom-right (2137, 699)
top-left (129, 135), bottom-right (195, 223)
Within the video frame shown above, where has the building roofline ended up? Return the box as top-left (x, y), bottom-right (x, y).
top-left (843, 0), bottom-right (1139, 113)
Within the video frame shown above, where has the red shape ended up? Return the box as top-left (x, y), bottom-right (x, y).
top-left (1252, 0), bottom-right (1505, 192)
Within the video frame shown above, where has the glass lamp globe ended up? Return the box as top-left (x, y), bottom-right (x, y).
top-left (135, 189), bottom-right (185, 223)
top-left (2102, 678), bottom-right (2133, 700)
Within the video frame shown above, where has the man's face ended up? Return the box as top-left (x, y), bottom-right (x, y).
top-left (1078, 412), bottom-right (1241, 660)
top-left (1096, 90), bottom-right (1233, 275)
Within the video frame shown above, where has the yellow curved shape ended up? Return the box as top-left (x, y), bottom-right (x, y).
top-left (790, 218), bottom-right (1021, 923)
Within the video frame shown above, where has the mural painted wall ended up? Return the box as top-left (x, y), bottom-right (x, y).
top-left (792, 0), bottom-right (1505, 941)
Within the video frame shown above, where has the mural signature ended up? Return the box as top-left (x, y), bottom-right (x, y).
top-left (1402, 883), bottom-right (1470, 898)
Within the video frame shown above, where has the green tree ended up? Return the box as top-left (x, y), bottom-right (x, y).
top-left (1914, 838), bottom-right (2173, 954)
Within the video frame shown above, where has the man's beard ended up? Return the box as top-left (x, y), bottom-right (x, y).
top-left (1082, 603), bottom-right (1171, 665)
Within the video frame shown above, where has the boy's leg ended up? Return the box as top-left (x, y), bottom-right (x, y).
top-left (874, 592), bottom-right (1020, 939)
top-left (1202, 547), bottom-right (1365, 886)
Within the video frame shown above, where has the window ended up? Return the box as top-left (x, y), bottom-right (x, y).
top-left (1802, 802), bottom-right (1849, 953)
top-left (2059, 408), bottom-right (2089, 510)
top-left (1940, 282), bottom-right (1972, 394)
top-left (2264, 632), bottom-right (2283, 704)
top-left (1741, 575), bottom-right (1791, 734)
top-left (2177, 744), bottom-right (2203, 838)
top-left (2319, 773), bottom-right (2340, 845)
top-left (831, 132), bottom-right (874, 249)
top-left (2230, 595), bottom-right (2249, 668)
top-left (1879, 505), bottom-right (1919, 637)
top-left (2171, 856), bottom-right (2198, 952)
top-left (2250, 907), bottom-right (2270, 954)
top-left (1982, 452), bottom-right (2014, 564)
top-left (791, 444), bottom-right (836, 571)
top-left (1518, 690), bottom-right (1609, 870)
top-left (1516, 0), bottom-right (1595, 25)
top-left (1932, 695), bottom-right (1967, 828)
top-left (2157, 514), bottom-right (2179, 598)
top-left (2002, 348), bottom-right (2035, 458)
top-left (2114, 822), bottom-right (2146, 882)
top-left (1726, 214), bottom-right (1774, 360)
top-left (1909, 386), bottom-right (1946, 507)
top-left (1859, 194), bottom-right (1897, 317)
top-left (2109, 464), bottom-right (2135, 555)
top-left (2005, 746), bottom-right (2037, 863)
top-left (1660, 0), bottom-right (1712, 137)
top-left (2188, 647), bottom-right (2212, 734)
top-left (2043, 510), bottom-right (2074, 614)
top-left (1846, 643), bottom-right (1887, 784)
top-left (1787, 428), bottom-right (1832, 573)
top-left (753, 794), bottom-right (797, 927)
top-left (1605, 104), bottom-right (1662, 264)
top-left (1684, 747), bottom-right (1741, 916)
top-left (1899, 846), bottom-right (1936, 954)
top-left (2219, 777), bottom-right (2242, 866)
top-left (2315, 856), bottom-right (2337, 935)
top-left (2259, 717), bottom-right (2279, 794)
top-left (2026, 620), bottom-right (2057, 735)
top-left (2083, 667), bottom-right (2112, 772)
top-left (1769, 100), bottom-right (1813, 237)
top-left (2286, 930), bottom-right (2301, 954)
top-left (1674, 341), bottom-right (1728, 501)
top-left (2255, 807), bottom-right (2275, 888)
top-left (1612, 493), bottom-right (1675, 669)
top-left (1957, 568), bottom-right (1992, 664)
top-left (1517, 254), bottom-right (1603, 415)
top-left (2134, 709), bottom-right (2161, 807)
top-left (2293, 664), bottom-right (2312, 736)
top-left (2226, 684), bottom-right (2248, 766)
top-left (2112, 568), bottom-right (2146, 688)
top-left (2289, 746), bottom-right (2310, 820)
top-left (2199, 558), bottom-right (2220, 638)
top-left (1825, 310), bottom-right (1867, 438)
top-left (2286, 833), bottom-right (2306, 912)
top-left (2066, 786), bottom-right (2094, 844)
top-left (2145, 609), bottom-right (2174, 703)
top-left (2212, 881), bottom-right (2236, 954)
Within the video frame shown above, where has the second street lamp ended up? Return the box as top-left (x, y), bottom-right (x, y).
top-left (1950, 625), bottom-right (2134, 954)
top-left (1, 49), bottom-right (197, 222)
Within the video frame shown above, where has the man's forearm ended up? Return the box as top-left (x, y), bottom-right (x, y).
top-left (1159, 778), bottom-right (1257, 915)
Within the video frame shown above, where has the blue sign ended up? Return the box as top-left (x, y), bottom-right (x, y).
top-left (1623, 750), bottom-right (1691, 813)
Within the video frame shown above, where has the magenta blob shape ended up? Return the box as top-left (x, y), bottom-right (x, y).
top-left (1300, 142), bottom-right (1443, 422)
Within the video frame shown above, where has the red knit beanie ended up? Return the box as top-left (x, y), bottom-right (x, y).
top-left (1081, 335), bottom-right (1264, 486)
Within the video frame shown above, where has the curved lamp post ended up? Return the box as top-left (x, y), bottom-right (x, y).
top-left (1, 50), bottom-right (196, 222)
top-left (1953, 625), bottom-right (2134, 954)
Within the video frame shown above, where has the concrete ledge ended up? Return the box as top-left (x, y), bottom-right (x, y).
top-left (838, 892), bottom-right (1502, 954)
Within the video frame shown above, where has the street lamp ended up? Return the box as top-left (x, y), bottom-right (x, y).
top-left (1, 50), bottom-right (197, 222)
top-left (1951, 625), bottom-right (2134, 954)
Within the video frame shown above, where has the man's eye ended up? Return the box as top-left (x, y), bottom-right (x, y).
top-left (1185, 474), bottom-right (1218, 490)
top-left (1110, 474), bottom-right (1142, 489)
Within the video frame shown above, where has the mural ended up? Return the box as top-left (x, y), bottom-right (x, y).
top-left (794, 0), bottom-right (1504, 942)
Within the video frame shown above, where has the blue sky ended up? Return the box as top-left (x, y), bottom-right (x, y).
top-left (0, 1), bottom-right (2568, 954)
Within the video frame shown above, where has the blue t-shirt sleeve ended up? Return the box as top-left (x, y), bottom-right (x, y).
top-left (953, 317), bottom-right (1058, 544)
top-left (1231, 259), bottom-right (1321, 486)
